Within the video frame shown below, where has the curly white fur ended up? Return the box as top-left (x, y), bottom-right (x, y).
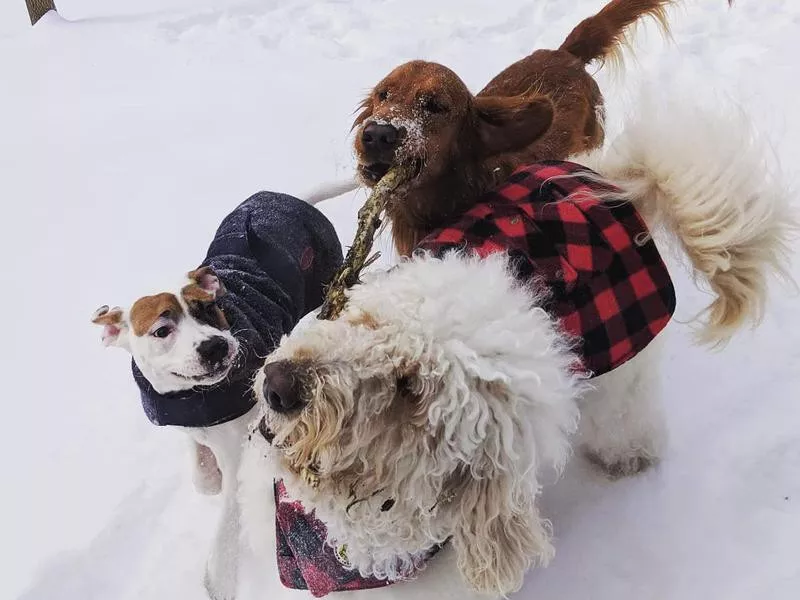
top-left (572, 95), bottom-right (797, 344)
top-left (241, 253), bottom-right (585, 596)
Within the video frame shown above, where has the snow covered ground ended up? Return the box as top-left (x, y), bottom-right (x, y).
top-left (2, 1), bottom-right (799, 598)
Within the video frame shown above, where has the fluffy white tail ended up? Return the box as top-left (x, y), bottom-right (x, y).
top-left (576, 97), bottom-right (797, 344)
top-left (301, 177), bottom-right (361, 205)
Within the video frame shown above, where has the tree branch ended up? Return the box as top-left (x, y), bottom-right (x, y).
top-left (317, 167), bottom-right (412, 321)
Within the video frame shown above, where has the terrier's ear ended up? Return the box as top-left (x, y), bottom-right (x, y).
top-left (91, 305), bottom-right (129, 349)
top-left (187, 266), bottom-right (225, 299)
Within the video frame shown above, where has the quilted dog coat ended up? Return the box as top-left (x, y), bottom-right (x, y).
top-left (133, 191), bottom-right (343, 427)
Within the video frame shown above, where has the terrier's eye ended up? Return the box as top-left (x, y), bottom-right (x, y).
top-left (153, 326), bottom-right (172, 339)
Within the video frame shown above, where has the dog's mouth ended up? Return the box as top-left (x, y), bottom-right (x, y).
top-left (171, 362), bottom-right (231, 384)
top-left (359, 162), bottom-right (391, 185)
top-left (358, 159), bottom-right (423, 186)
top-left (258, 416), bottom-right (322, 488)
top-left (258, 416), bottom-right (277, 444)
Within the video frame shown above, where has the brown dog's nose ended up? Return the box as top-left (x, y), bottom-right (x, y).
top-left (262, 360), bottom-right (304, 414)
top-left (361, 123), bottom-right (399, 155)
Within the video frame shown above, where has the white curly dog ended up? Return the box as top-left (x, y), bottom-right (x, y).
top-left (238, 97), bottom-right (795, 599)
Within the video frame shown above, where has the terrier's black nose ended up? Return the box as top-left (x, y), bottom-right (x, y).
top-left (262, 360), bottom-right (304, 414)
top-left (361, 123), bottom-right (400, 155)
top-left (197, 335), bottom-right (229, 366)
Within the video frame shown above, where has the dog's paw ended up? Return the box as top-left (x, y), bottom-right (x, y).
top-left (584, 447), bottom-right (658, 479)
top-left (204, 567), bottom-right (236, 600)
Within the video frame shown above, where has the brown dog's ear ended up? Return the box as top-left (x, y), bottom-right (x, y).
top-left (474, 94), bottom-right (554, 157)
top-left (187, 266), bottom-right (225, 299)
top-left (351, 96), bottom-right (373, 131)
top-left (91, 305), bottom-right (129, 348)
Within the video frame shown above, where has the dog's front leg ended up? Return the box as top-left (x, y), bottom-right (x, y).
top-left (578, 337), bottom-right (667, 478)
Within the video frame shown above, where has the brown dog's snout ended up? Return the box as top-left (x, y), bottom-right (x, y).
top-left (361, 123), bottom-right (400, 159)
top-left (262, 360), bottom-right (305, 414)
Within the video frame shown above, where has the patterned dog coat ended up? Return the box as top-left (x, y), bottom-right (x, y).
top-left (417, 160), bottom-right (676, 377)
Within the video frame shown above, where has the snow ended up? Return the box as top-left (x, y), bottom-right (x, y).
top-left (2, 1), bottom-right (799, 599)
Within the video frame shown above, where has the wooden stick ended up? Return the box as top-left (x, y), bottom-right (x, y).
top-left (318, 167), bottom-right (411, 321)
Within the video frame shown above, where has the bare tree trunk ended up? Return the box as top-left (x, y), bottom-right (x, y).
top-left (25, 0), bottom-right (57, 25)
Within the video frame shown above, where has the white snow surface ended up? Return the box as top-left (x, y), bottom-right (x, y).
top-left (2, 1), bottom-right (799, 599)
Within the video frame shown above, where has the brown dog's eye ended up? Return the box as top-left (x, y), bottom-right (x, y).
top-left (421, 97), bottom-right (448, 114)
top-left (377, 90), bottom-right (389, 101)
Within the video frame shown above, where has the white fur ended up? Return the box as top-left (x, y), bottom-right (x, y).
top-left (578, 336), bottom-right (667, 477)
top-left (242, 253), bottom-right (586, 596)
top-left (239, 425), bottom-right (500, 600)
top-left (572, 94), bottom-right (798, 344)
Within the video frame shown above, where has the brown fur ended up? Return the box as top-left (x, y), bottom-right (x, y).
top-left (353, 0), bottom-right (707, 256)
top-left (129, 293), bottom-right (183, 336)
top-left (181, 284), bottom-right (229, 330)
top-left (181, 283), bottom-right (215, 304)
top-left (91, 305), bottom-right (123, 326)
top-left (347, 310), bottom-right (381, 330)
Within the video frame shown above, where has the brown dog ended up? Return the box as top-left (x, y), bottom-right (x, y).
top-left (354, 0), bottom-right (715, 256)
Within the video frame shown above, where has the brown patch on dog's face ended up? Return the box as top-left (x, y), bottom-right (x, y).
top-left (130, 293), bottom-right (183, 336)
top-left (181, 284), bottom-right (229, 330)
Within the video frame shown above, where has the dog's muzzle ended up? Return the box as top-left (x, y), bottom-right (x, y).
top-left (261, 360), bottom-right (305, 414)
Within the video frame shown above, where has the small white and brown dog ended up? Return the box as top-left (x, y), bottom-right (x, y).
top-left (92, 191), bottom-right (344, 600)
top-left (239, 97), bottom-right (796, 599)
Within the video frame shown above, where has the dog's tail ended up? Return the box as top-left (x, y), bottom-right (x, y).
top-left (559, 0), bottom-right (722, 66)
top-left (575, 96), bottom-right (797, 345)
top-left (300, 177), bottom-right (361, 206)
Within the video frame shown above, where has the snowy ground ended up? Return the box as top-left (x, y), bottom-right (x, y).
top-left (2, 1), bottom-right (799, 599)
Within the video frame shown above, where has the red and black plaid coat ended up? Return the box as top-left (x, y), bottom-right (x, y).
top-left (417, 161), bottom-right (676, 377)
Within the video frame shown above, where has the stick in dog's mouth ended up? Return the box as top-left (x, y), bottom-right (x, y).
top-left (257, 168), bottom-right (412, 490)
top-left (317, 165), bottom-right (413, 321)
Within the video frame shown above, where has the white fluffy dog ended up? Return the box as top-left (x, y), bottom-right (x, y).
top-left (238, 98), bottom-right (795, 599)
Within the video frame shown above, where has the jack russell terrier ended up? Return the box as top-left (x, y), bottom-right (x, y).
top-left (92, 190), bottom-right (343, 600)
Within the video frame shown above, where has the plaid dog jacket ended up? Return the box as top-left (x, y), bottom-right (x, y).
top-left (274, 480), bottom-right (441, 596)
top-left (417, 161), bottom-right (676, 377)
top-left (274, 481), bottom-right (392, 597)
